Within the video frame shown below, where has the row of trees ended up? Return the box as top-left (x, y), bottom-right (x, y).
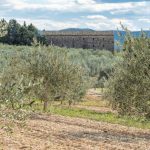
top-left (0, 43), bottom-right (120, 111)
top-left (0, 45), bottom-right (90, 111)
top-left (66, 48), bottom-right (122, 90)
top-left (0, 19), bottom-right (47, 45)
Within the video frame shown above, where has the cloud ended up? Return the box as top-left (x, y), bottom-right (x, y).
top-left (0, 0), bottom-right (149, 31)
top-left (81, 15), bottom-right (147, 31)
top-left (138, 18), bottom-right (150, 23)
top-left (86, 15), bottom-right (107, 20)
top-left (0, 0), bottom-right (8, 5)
top-left (110, 1), bottom-right (150, 15)
top-left (4, 0), bottom-right (150, 15)
top-left (11, 18), bottom-right (80, 30)
top-left (1, 14), bottom-right (149, 31)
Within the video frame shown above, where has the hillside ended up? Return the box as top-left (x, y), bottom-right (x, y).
top-left (114, 30), bottom-right (150, 50)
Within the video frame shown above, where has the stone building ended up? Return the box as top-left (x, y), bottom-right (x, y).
top-left (43, 31), bottom-right (114, 51)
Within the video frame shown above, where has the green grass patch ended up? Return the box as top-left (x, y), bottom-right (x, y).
top-left (46, 106), bottom-right (150, 129)
top-left (26, 100), bottom-right (150, 129)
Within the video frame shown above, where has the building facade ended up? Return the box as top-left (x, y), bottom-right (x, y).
top-left (44, 31), bottom-right (114, 51)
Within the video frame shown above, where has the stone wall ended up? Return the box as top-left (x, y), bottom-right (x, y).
top-left (43, 31), bottom-right (114, 51)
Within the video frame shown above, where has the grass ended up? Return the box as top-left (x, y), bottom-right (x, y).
top-left (79, 88), bottom-right (109, 107)
top-left (79, 99), bottom-right (109, 107)
top-left (50, 106), bottom-right (150, 129)
top-left (1, 93), bottom-right (150, 130)
top-left (33, 103), bottom-right (150, 129)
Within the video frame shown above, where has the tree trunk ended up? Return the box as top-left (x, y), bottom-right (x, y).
top-left (68, 100), bottom-right (72, 106)
top-left (10, 100), bottom-right (15, 109)
top-left (61, 100), bottom-right (63, 105)
top-left (43, 100), bottom-right (48, 112)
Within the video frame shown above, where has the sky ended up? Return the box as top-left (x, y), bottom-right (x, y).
top-left (0, 0), bottom-right (150, 31)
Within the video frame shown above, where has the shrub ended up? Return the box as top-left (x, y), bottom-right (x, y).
top-left (67, 48), bottom-right (122, 88)
top-left (106, 31), bottom-right (150, 118)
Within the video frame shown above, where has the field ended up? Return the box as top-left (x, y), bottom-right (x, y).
top-left (1, 114), bottom-right (150, 150)
top-left (0, 89), bottom-right (150, 150)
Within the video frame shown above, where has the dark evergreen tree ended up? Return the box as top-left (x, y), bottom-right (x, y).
top-left (0, 19), bottom-right (47, 45)
top-left (28, 23), bottom-right (38, 35)
top-left (19, 21), bottom-right (31, 45)
top-left (6, 19), bottom-right (21, 44)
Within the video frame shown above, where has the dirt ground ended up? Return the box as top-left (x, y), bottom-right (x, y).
top-left (0, 114), bottom-right (150, 150)
top-left (0, 89), bottom-right (150, 150)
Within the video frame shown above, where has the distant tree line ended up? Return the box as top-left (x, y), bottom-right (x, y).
top-left (0, 19), bottom-right (47, 45)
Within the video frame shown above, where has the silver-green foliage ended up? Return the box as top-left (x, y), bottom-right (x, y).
top-left (0, 45), bottom-right (89, 110)
top-left (67, 48), bottom-right (122, 88)
top-left (0, 19), bottom-right (8, 37)
top-left (106, 32), bottom-right (150, 118)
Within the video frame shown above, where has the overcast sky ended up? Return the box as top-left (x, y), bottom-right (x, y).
top-left (0, 0), bottom-right (150, 31)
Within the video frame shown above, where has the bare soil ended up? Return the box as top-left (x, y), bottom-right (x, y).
top-left (76, 88), bottom-right (116, 113)
top-left (0, 114), bottom-right (150, 150)
top-left (0, 89), bottom-right (150, 150)
top-left (74, 105), bottom-right (114, 113)
top-left (85, 88), bottom-right (103, 100)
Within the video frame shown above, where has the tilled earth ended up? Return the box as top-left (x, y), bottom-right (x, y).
top-left (0, 114), bottom-right (150, 150)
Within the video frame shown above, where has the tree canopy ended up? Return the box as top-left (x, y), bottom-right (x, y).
top-left (0, 19), bottom-right (47, 45)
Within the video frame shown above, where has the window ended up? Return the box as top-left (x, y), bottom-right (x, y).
top-left (83, 44), bottom-right (86, 49)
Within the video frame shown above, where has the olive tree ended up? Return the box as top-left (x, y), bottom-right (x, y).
top-left (0, 46), bottom-right (89, 111)
top-left (106, 31), bottom-right (150, 118)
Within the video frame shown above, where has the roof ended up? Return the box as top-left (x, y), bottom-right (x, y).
top-left (43, 31), bottom-right (114, 36)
